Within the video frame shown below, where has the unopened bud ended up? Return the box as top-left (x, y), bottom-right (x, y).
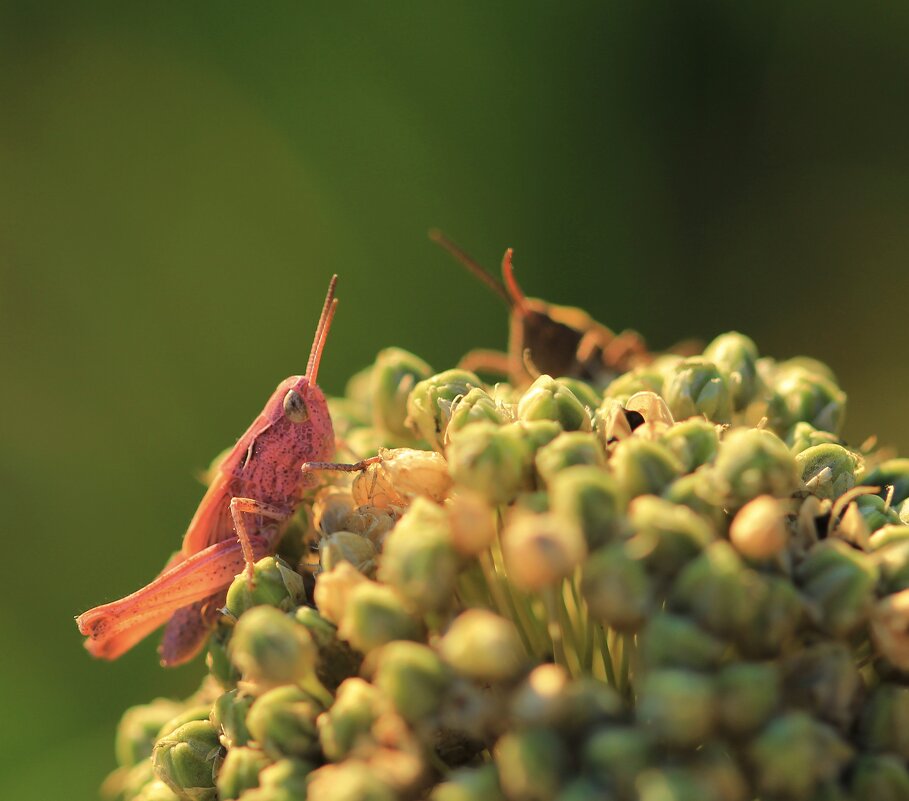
top-left (215, 746), bottom-right (270, 800)
top-left (370, 347), bottom-right (434, 441)
top-left (517, 375), bottom-right (592, 432)
top-left (502, 511), bottom-right (586, 591)
top-left (440, 609), bottom-right (526, 683)
top-left (152, 720), bottom-right (222, 801)
top-left (729, 495), bottom-right (789, 560)
top-left (224, 557), bottom-right (306, 618)
top-left (245, 684), bottom-right (323, 760)
top-left (338, 581), bottom-right (424, 654)
top-left (663, 358), bottom-right (732, 423)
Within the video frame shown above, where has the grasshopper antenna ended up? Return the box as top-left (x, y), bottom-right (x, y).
top-left (429, 229), bottom-right (513, 308)
top-left (307, 275), bottom-right (339, 384)
top-left (500, 248), bottom-right (530, 316)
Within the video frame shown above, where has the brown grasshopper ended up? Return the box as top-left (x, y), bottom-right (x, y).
top-left (429, 230), bottom-right (653, 386)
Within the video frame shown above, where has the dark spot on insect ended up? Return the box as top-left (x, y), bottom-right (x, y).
top-left (623, 410), bottom-right (645, 431)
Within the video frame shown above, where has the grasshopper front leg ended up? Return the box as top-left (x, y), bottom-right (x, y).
top-left (77, 533), bottom-right (272, 660)
top-left (228, 497), bottom-right (292, 582)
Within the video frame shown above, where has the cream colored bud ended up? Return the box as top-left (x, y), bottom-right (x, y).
top-left (729, 496), bottom-right (789, 559)
top-left (446, 491), bottom-right (497, 556)
top-left (313, 562), bottom-right (369, 625)
top-left (502, 511), bottom-right (587, 590)
top-left (872, 588), bottom-right (909, 670)
top-left (352, 448), bottom-right (452, 510)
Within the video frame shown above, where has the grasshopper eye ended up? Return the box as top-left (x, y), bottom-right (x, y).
top-left (283, 389), bottom-right (310, 424)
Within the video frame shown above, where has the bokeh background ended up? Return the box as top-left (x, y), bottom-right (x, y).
top-left (2, 3), bottom-right (908, 799)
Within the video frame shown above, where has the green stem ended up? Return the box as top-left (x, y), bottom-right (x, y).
top-left (594, 624), bottom-right (617, 687)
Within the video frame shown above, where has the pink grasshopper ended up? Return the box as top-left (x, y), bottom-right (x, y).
top-left (77, 276), bottom-right (374, 666)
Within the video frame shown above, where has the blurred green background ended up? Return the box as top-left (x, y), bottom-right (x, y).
top-left (2, 3), bottom-right (908, 799)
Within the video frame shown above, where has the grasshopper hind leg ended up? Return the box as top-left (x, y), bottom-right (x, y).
top-left (158, 589), bottom-right (228, 667)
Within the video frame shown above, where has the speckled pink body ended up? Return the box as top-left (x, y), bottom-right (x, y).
top-left (77, 277), bottom-right (342, 665)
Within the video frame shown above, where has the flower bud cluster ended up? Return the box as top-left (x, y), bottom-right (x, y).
top-left (105, 336), bottom-right (909, 801)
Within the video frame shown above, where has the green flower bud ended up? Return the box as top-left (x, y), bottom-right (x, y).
top-left (133, 779), bottom-right (181, 801)
top-left (229, 606), bottom-right (318, 692)
top-left (714, 428), bottom-right (800, 507)
top-left (245, 685), bottom-right (323, 760)
top-left (215, 746), bottom-right (270, 800)
top-left (152, 720), bottom-right (222, 801)
top-left (157, 706), bottom-right (215, 741)
top-left (850, 754), bottom-right (909, 801)
top-left (580, 543), bottom-right (651, 631)
top-left (338, 581), bottom-right (424, 653)
top-left (717, 662), bottom-right (779, 735)
top-left (787, 422), bottom-right (839, 455)
top-left (635, 769), bottom-right (703, 801)
top-left (859, 682), bottom-right (909, 759)
top-left (317, 677), bottom-right (382, 761)
top-left (864, 458), bottom-right (909, 505)
top-left (374, 641), bottom-right (451, 724)
top-left (749, 713), bottom-right (853, 801)
top-left (291, 607), bottom-right (360, 692)
top-left (370, 347), bottom-right (434, 441)
top-left (508, 419), bottom-right (564, 451)
top-left (609, 438), bottom-right (683, 499)
top-left (855, 493), bottom-right (902, 532)
top-left (510, 664), bottom-right (570, 728)
top-left (558, 678), bottom-right (624, 733)
top-left (627, 495), bottom-right (715, 578)
top-left (593, 397), bottom-right (634, 447)
top-left (660, 418), bottom-right (720, 474)
top-left (517, 375), bottom-right (592, 431)
top-left (534, 432), bottom-right (606, 486)
top-left (224, 557), bottom-right (306, 618)
top-left (305, 762), bottom-right (396, 801)
top-left (796, 443), bottom-right (862, 500)
top-left (636, 669), bottom-right (716, 748)
top-left (502, 511), bottom-right (587, 591)
top-left (549, 466), bottom-right (626, 550)
top-left (662, 470), bottom-right (727, 529)
top-left (116, 698), bottom-right (184, 768)
top-left (672, 542), bottom-right (803, 655)
top-left (553, 779), bottom-right (606, 801)
top-left (447, 387), bottom-right (508, 440)
top-left (407, 369), bottom-right (485, 451)
top-left (212, 689), bottom-right (254, 749)
top-left (797, 539), bottom-right (878, 637)
top-left (663, 358), bottom-right (732, 423)
top-left (781, 642), bottom-right (863, 732)
top-left (703, 331), bottom-right (761, 411)
top-left (639, 613), bottom-right (726, 672)
top-left (555, 377), bottom-right (601, 410)
top-left (207, 620), bottom-right (240, 690)
top-left (440, 609), bottom-right (526, 683)
top-left (430, 764), bottom-right (506, 801)
top-left (604, 366), bottom-right (664, 403)
top-left (377, 496), bottom-right (459, 615)
top-left (447, 422), bottom-right (534, 505)
top-left (111, 759), bottom-right (156, 801)
top-left (767, 365), bottom-right (847, 436)
top-left (875, 537), bottom-right (909, 593)
top-left (581, 726), bottom-right (652, 799)
top-left (494, 729), bottom-right (569, 801)
top-left (318, 531), bottom-right (378, 575)
top-left (728, 495), bottom-right (789, 560)
top-left (239, 759), bottom-right (313, 801)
